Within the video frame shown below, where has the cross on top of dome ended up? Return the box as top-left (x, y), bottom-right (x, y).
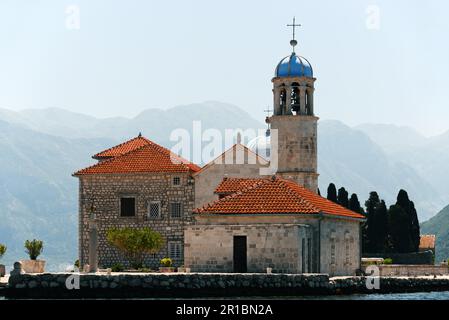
top-left (287, 17), bottom-right (301, 53)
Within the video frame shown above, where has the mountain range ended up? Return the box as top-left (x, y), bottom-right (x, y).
top-left (0, 101), bottom-right (447, 270)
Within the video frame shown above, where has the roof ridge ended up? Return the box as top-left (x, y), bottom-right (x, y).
top-left (93, 135), bottom-right (152, 158)
top-left (193, 143), bottom-right (268, 175)
top-left (74, 143), bottom-right (154, 176)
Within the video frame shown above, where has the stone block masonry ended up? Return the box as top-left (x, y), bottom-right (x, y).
top-left (79, 173), bottom-right (195, 269)
top-left (6, 273), bottom-right (449, 299)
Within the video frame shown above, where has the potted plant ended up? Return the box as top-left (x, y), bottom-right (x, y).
top-left (0, 244), bottom-right (6, 277)
top-left (159, 257), bottom-right (175, 273)
top-left (20, 239), bottom-right (45, 273)
top-left (177, 265), bottom-right (191, 273)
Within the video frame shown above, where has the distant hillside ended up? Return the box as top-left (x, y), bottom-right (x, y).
top-left (319, 121), bottom-right (443, 221)
top-left (357, 123), bottom-right (449, 214)
top-left (0, 120), bottom-right (114, 271)
top-left (421, 205), bottom-right (449, 263)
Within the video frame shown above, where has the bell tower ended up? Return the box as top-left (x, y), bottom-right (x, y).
top-left (268, 18), bottom-right (318, 192)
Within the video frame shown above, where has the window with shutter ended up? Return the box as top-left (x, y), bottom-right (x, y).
top-left (148, 202), bottom-right (161, 219)
top-left (170, 202), bottom-right (183, 218)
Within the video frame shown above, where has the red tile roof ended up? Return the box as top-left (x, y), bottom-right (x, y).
top-left (74, 136), bottom-right (201, 176)
top-left (195, 177), bottom-right (365, 219)
top-left (419, 235), bottom-right (436, 249)
top-left (215, 177), bottom-right (266, 194)
top-left (93, 135), bottom-right (153, 159)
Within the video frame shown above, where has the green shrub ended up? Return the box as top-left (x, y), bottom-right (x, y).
top-left (106, 227), bottom-right (164, 269)
top-left (25, 239), bottom-right (43, 260)
top-left (0, 244), bottom-right (6, 260)
top-left (74, 259), bottom-right (80, 269)
top-left (111, 263), bottom-right (124, 272)
top-left (383, 258), bottom-right (393, 265)
top-left (160, 257), bottom-right (172, 267)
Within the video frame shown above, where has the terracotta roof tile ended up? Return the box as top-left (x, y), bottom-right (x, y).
top-left (215, 178), bottom-right (266, 194)
top-left (419, 235), bottom-right (436, 249)
top-left (196, 177), bottom-right (365, 219)
top-left (93, 136), bottom-right (153, 159)
top-left (74, 136), bottom-right (201, 175)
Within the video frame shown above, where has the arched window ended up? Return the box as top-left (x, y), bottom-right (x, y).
top-left (291, 82), bottom-right (300, 114)
top-left (279, 87), bottom-right (287, 114)
top-left (305, 88), bottom-right (313, 115)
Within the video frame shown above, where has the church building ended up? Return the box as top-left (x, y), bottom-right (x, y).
top-left (73, 23), bottom-right (365, 276)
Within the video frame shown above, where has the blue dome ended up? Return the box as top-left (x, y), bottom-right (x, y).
top-left (275, 53), bottom-right (313, 78)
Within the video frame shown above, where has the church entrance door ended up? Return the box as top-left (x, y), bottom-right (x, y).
top-left (233, 236), bottom-right (247, 273)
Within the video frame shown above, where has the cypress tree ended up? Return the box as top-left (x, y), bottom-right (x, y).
top-left (374, 200), bottom-right (388, 253)
top-left (395, 189), bottom-right (420, 252)
top-left (409, 201), bottom-right (420, 251)
top-left (388, 204), bottom-right (412, 253)
top-left (349, 193), bottom-right (363, 214)
top-left (327, 183), bottom-right (338, 203)
top-left (337, 187), bottom-right (349, 208)
top-left (364, 191), bottom-right (380, 253)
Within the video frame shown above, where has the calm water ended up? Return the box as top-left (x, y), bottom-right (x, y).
top-left (2, 291), bottom-right (449, 300)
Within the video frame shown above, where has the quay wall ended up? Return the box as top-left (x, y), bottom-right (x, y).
top-left (4, 273), bottom-right (449, 298)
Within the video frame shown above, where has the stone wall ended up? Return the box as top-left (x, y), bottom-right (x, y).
top-left (193, 144), bottom-right (268, 208)
top-left (269, 115), bottom-right (318, 192)
top-left (184, 224), bottom-right (313, 273)
top-left (78, 173), bottom-right (195, 269)
top-left (319, 217), bottom-right (362, 276)
top-left (363, 264), bottom-right (449, 277)
top-left (6, 272), bottom-right (331, 298)
top-left (6, 272), bottom-right (449, 299)
top-left (190, 214), bottom-right (362, 276)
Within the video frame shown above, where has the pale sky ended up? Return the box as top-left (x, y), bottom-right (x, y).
top-left (0, 0), bottom-right (448, 136)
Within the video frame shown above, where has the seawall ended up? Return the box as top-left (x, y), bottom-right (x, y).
top-left (4, 273), bottom-right (449, 299)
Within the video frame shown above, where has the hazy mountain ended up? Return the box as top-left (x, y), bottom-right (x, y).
top-left (318, 121), bottom-right (444, 221)
top-left (0, 101), bottom-right (264, 143)
top-left (0, 120), bottom-right (115, 271)
top-left (0, 102), bottom-right (446, 270)
top-left (421, 205), bottom-right (449, 263)
top-left (354, 123), bottom-right (428, 153)
top-left (356, 123), bottom-right (449, 214)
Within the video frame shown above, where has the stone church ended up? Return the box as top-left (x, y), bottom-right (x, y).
top-left (74, 28), bottom-right (365, 276)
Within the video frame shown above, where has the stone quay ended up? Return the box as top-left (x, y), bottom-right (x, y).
top-left (3, 272), bottom-right (449, 299)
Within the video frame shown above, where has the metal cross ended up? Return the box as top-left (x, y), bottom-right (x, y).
top-left (287, 17), bottom-right (301, 52)
top-left (264, 106), bottom-right (273, 118)
top-left (287, 17), bottom-right (301, 41)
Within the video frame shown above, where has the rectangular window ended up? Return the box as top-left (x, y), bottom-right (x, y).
top-left (172, 176), bottom-right (181, 186)
top-left (120, 197), bottom-right (135, 217)
top-left (170, 202), bottom-right (183, 218)
top-left (148, 202), bottom-right (161, 219)
top-left (168, 242), bottom-right (182, 259)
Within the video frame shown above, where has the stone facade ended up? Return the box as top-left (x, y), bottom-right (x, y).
top-left (269, 115), bottom-right (318, 192)
top-left (78, 173), bottom-right (195, 268)
top-left (193, 144), bottom-right (269, 208)
top-left (185, 224), bottom-right (312, 273)
top-left (186, 214), bottom-right (361, 276)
